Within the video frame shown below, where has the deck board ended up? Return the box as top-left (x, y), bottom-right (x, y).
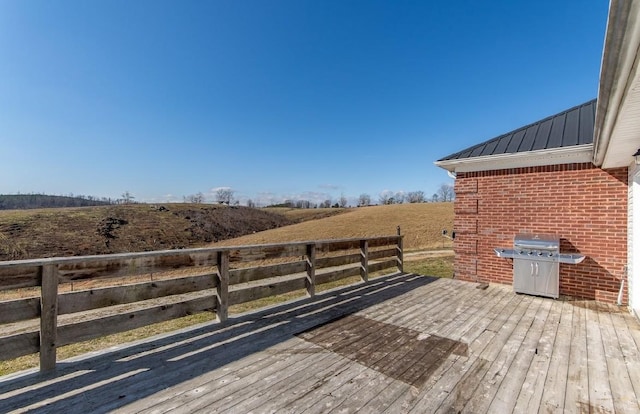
top-left (1, 273), bottom-right (640, 414)
top-left (513, 298), bottom-right (562, 412)
top-left (383, 286), bottom-right (512, 413)
top-left (585, 300), bottom-right (616, 413)
top-left (565, 301), bottom-right (589, 413)
top-left (489, 297), bottom-right (552, 413)
top-left (539, 300), bottom-right (574, 413)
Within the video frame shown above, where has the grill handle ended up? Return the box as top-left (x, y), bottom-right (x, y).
top-left (514, 242), bottom-right (558, 250)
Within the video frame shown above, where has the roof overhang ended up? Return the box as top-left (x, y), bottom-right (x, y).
top-left (434, 144), bottom-right (593, 173)
top-left (593, 0), bottom-right (640, 168)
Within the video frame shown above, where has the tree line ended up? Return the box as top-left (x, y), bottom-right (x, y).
top-left (0, 193), bottom-right (116, 210)
top-left (183, 183), bottom-right (454, 209)
top-left (362, 184), bottom-right (454, 206)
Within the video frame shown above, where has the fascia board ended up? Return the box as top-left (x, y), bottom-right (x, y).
top-left (434, 144), bottom-right (594, 173)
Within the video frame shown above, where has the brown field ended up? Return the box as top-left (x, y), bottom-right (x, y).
top-left (214, 203), bottom-right (454, 251)
top-left (0, 203), bottom-right (452, 262)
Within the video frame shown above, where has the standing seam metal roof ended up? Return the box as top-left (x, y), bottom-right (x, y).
top-left (437, 99), bottom-right (596, 161)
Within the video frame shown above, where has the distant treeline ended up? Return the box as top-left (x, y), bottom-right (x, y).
top-left (0, 194), bottom-right (120, 210)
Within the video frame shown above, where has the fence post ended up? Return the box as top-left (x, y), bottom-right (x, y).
top-left (360, 240), bottom-right (369, 282)
top-left (40, 264), bottom-right (59, 373)
top-left (397, 226), bottom-right (404, 273)
top-left (216, 251), bottom-right (229, 323)
top-left (305, 243), bottom-right (316, 298)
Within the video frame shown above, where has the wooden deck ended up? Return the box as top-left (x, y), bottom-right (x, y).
top-left (1, 273), bottom-right (639, 413)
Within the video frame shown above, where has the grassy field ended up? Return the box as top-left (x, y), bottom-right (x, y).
top-left (215, 203), bottom-right (454, 251)
top-left (0, 203), bottom-right (453, 261)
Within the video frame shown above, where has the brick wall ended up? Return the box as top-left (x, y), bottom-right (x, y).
top-left (454, 163), bottom-right (628, 304)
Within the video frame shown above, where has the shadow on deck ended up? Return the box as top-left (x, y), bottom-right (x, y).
top-left (0, 272), bottom-right (435, 413)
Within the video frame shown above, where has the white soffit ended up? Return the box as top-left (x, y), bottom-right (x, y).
top-left (594, 0), bottom-right (640, 169)
top-left (602, 66), bottom-right (640, 169)
top-left (434, 144), bottom-right (593, 173)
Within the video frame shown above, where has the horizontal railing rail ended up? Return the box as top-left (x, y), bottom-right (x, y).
top-left (0, 232), bottom-right (404, 373)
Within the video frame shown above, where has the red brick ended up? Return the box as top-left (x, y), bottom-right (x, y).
top-left (453, 164), bottom-right (628, 304)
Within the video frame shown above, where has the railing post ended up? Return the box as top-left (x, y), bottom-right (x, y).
top-left (360, 240), bottom-right (369, 282)
top-left (40, 264), bottom-right (59, 373)
top-left (397, 226), bottom-right (404, 273)
top-left (305, 244), bottom-right (316, 298)
top-left (216, 251), bottom-right (229, 323)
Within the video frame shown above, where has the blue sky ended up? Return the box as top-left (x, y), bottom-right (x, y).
top-left (0, 1), bottom-right (607, 206)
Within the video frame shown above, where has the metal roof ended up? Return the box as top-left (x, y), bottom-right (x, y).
top-left (437, 99), bottom-right (597, 162)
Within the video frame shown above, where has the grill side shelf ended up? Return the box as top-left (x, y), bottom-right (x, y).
top-left (557, 253), bottom-right (586, 264)
top-left (494, 248), bottom-right (516, 259)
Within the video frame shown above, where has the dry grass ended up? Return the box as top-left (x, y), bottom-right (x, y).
top-left (213, 203), bottom-right (454, 251)
top-left (263, 207), bottom-right (347, 223)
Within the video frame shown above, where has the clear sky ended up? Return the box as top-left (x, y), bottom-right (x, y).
top-left (0, 0), bottom-right (608, 206)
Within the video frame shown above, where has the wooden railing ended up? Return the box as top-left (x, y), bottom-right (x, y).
top-left (0, 233), bottom-right (403, 373)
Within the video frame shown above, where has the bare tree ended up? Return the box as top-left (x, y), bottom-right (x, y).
top-left (358, 193), bottom-right (371, 207)
top-left (185, 192), bottom-right (205, 203)
top-left (215, 188), bottom-right (234, 205)
top-left (394, 192), bottom-right (405, 204)
top-left (407, 191), bottom-right (425, 203)
top-left (437, 183), bottom-right (455, 202)
top-left (295, 199), bottom-right (311, 209)
top-left (121, 191), bottom-right (134, 204)
top-left (246, 199), bottom-right (255, 208)
top-left (432, 193), bottom-right (439, 202)
top-left (378, 192), bottom-right (392, 205)
top-left (339, 193), bottom-right (348, 208)
top-left (320, 199), bottom-right (332, 208)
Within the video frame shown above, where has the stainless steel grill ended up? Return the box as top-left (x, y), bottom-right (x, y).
top-left (494, 234), bottom-right (585, 299)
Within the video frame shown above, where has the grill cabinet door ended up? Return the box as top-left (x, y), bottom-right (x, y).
top-left (534, 260), bottom-right (559, 298)
top-left (513, 259), bottom-right (534, 294)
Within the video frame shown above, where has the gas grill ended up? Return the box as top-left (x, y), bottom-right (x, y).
top-left (494, 234), bottom-right (585, 299)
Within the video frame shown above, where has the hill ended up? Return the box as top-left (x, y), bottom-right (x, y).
top-left (0, 204), bottom-right (292, 261)
top-left (0, 203), bottom-right (454, 261)
top-left (213, 203), bottom-right (454, 251)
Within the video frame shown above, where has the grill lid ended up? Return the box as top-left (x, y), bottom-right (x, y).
top-left (514, 233), bottom-right (559, 251)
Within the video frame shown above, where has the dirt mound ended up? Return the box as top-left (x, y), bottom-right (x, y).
top-left (174, 206), bottom-right (292, 243)
top-left (0, 204), bottom-right (293, 261)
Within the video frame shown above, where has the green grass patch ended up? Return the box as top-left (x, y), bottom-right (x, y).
top-left (404, 255), bottom-right (454, 278)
